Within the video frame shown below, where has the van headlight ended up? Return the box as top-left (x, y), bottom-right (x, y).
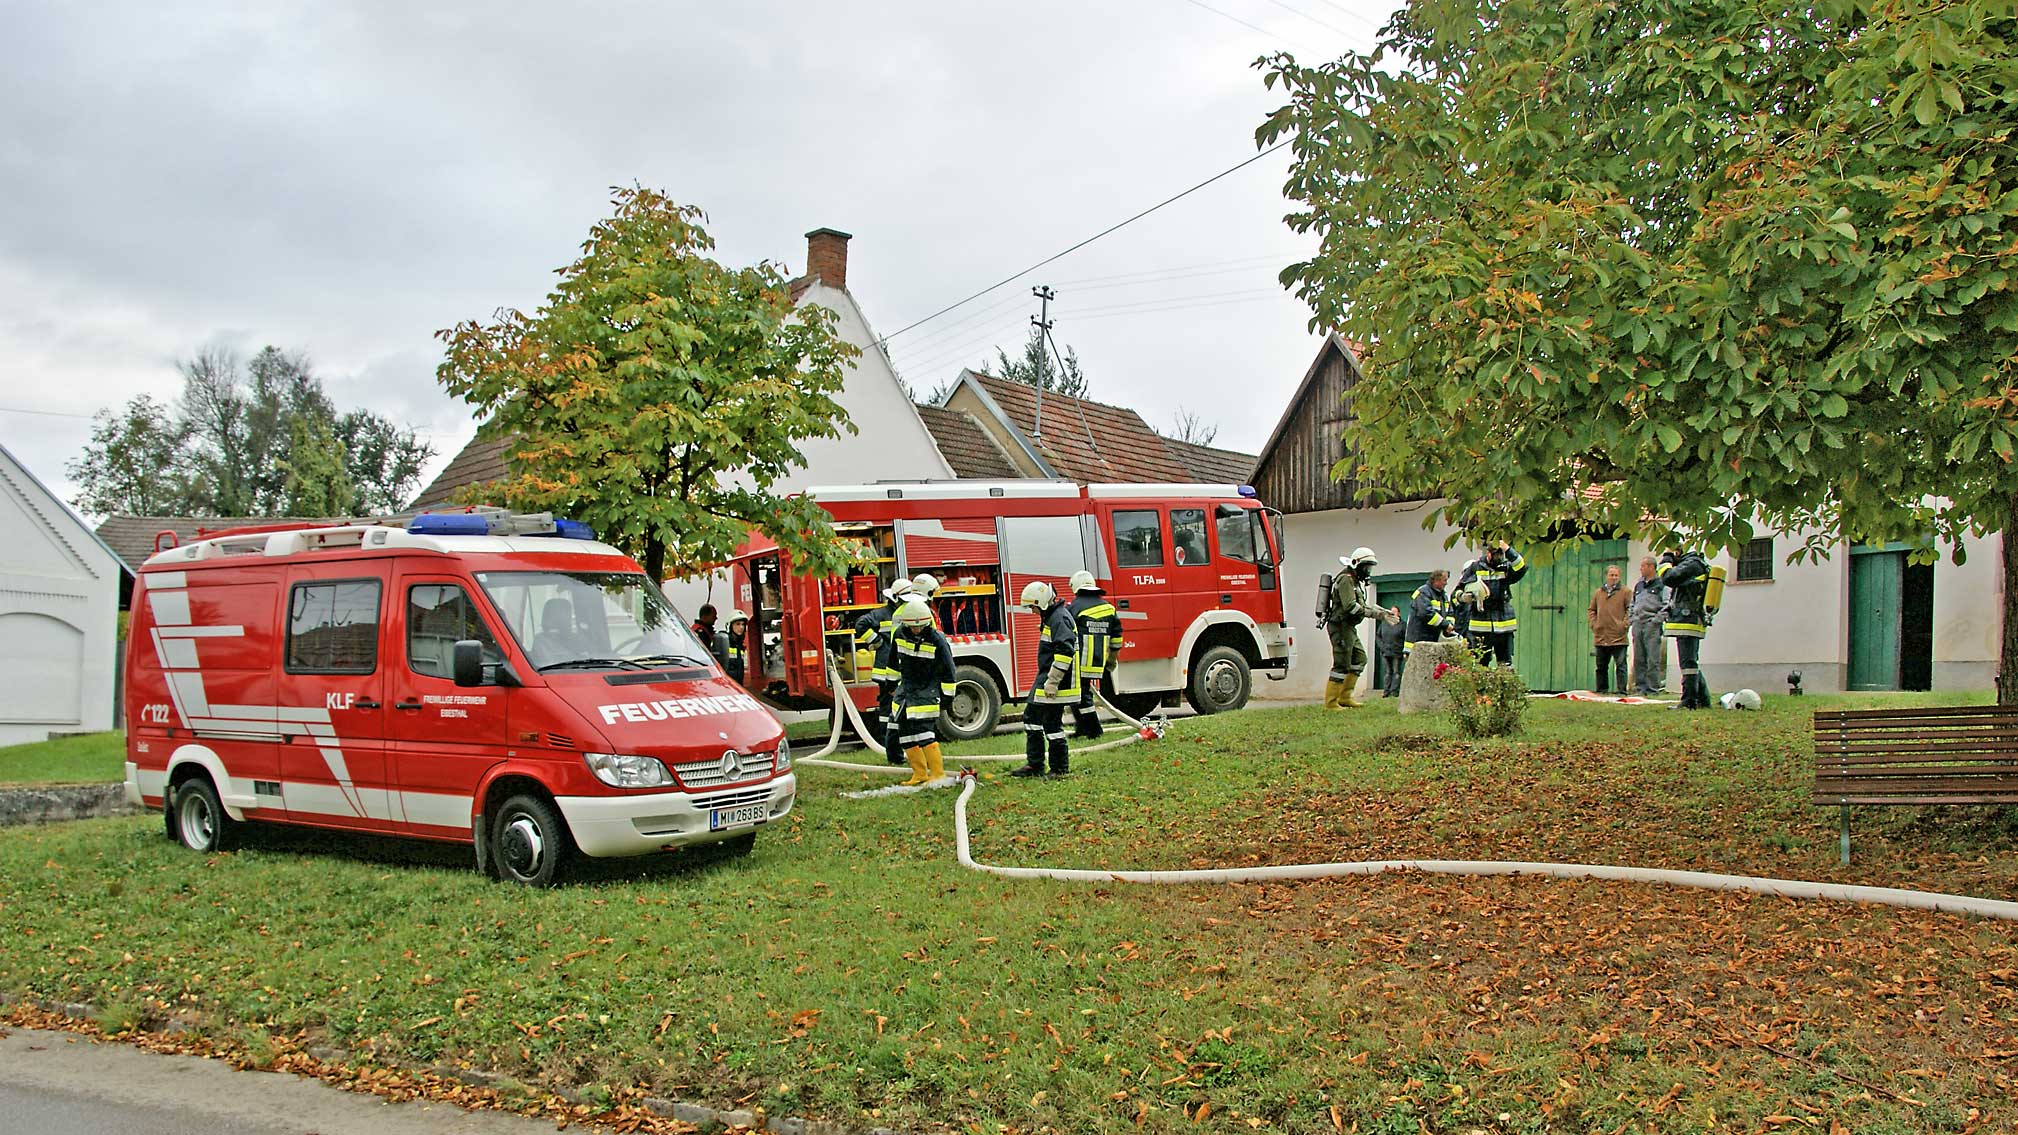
top-left (775, 735), bottom-right (791, 771)
top-left (583, 752), bottom-right (675, 789)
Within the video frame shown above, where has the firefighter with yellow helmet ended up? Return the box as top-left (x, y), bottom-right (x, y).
top-left (888, 597), bottom-right (954, 786)
top-left (1012, 580), bottom-right (1080, 778)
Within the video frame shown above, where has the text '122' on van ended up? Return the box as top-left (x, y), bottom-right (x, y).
top-left (124, 509), bottom-right (794, 886)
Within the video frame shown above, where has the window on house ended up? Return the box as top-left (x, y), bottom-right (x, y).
top-left (1113, 510), bottom-right (1164, 568)
top-left (287, 580), bottom-right (382, 674)
top-left (1735, 537), bottom-right (1775, 582)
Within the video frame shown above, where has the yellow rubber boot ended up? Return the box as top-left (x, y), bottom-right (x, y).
top-left (1322, 678), bottom-right (1342, 709)
top-left (1339, 674), bottom-right (1364, 708)
top-left (901, 746), bottom-right (930, 786)
top-left (923, 742), bottom-right (945, 783)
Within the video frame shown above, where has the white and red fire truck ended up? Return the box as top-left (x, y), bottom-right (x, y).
top-left (124, 510), bottom-right (795, 886)
top-left (723, 480), bottom-right (1292, 739)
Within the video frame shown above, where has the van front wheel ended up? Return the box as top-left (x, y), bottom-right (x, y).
top-left (492, 794), bottom-right (573, 888)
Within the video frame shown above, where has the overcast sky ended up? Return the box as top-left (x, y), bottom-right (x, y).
top-left (0, 0), bottom-right (1391, 511)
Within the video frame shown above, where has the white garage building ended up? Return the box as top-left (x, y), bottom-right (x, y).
top-left (0, 442), bottom-right (124, 745)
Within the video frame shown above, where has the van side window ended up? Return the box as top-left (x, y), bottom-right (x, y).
top-left (286, 580), bottom-right (382, 674)
top-left (407, 584), bottom-right (503, 678)
top-left (1171, 508), bottom-right (1209, 566)
top-left (1113, 510), bottom-right (1164, 568)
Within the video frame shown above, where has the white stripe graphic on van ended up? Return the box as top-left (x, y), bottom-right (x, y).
top-left (145, 582), bottom-right (366, 820)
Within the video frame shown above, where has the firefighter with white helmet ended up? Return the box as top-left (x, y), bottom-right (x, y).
top-left (719, 609), bottom-right (751, 685)
top-left (1066, 570), bottom-right (1119, 739)
top-left (851, 578), bottom-right (916, 764)
top-left (1323, 547), bottom-right (1399, 709)
top-left (910, 572), bottom-right (939, 600)
top-left (1012, 580), bottom-right (1080, 777)
top-left (888, 597), bottom-right (954, 786)
top-left (1454, 544), bottom-right (1528, 666)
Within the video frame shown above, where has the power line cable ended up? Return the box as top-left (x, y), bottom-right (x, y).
top-left (1257, 0), bottom-right (1363, 40)
top-left (1175, 0), bottom-right (1290, 43)
top-left (0, 405), bottom-right (94, 419)
top-left (1052, 252), bottom-right (1286, 287)
top-left (1312, 0), bottom-right (1389, 31)
top-left (881, 139), bottom-right (1291, 342)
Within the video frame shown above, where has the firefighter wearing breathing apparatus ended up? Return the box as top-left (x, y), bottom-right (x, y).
top-left (1455, 544), bottom-right (1528, 666)
top-left (852, 578), bottom-right (916, 765)
top-left (1659, 549), bottom-right (1723, 710)
top-left (1067, 570), bottom-right (1119, 740)
top-left (889, 598), bottom-right (954, 786)
top-left (1324, 547), bottom-right (1400, 709)
top-left (1012, 580), bottom-right (1080, 778)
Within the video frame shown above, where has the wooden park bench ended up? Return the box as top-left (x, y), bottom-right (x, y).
top-left (1813, 704), bottom-right (2018, 863)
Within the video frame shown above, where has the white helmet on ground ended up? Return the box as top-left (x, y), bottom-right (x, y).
top-left (1019, 580), bottom-right (1056, 609)
top-left (1719, 688), bottom-right (1762, 710)
top-left (1068, 570), bottom-right (1099, 594)
top-left (1340, 546), bottom-right (1378, 570)
top-left (895, 597), bottom-right (935, 628)
top-left (911, 572), bottom-right (940, 597)
top-left (882, 578), bottom-right (916, 603)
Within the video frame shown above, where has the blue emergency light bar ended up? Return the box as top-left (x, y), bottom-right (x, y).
top-left (408, 511), bottom-right (596, 540)
top-left (1237, 484), bottom-right (1258, 498)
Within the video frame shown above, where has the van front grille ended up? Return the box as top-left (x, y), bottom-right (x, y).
top-left (692, 784), bottom-right (772, 810)
top-left (672, 751), bottom-right (777, 790)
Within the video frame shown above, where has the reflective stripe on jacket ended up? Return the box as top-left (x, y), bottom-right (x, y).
top-left (1660, 553), bottom-right (1710, 638)
top-left (892, 625), bottom-right (956, 716)
top-left (1069, 594), bottom-right (1119, 673)
top-left (1405, 582), bottom-right (1452, 651)
top-left (1456, 550), bottom-right (1527, 634)
top-left (1030, 602), bottom-right (1081, 702)
top-left (853, 601), bottom-right (900, 681)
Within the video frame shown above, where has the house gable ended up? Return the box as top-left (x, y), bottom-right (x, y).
top-left (1251, 335), bottom-right (1424, 515)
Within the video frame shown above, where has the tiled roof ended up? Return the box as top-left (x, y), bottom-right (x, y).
top-left (915, 405), bottom-right (1022, 480)
top-left (1166, 439), bottom-right (1256, 485)
top-left (968, 373), bottom-right (1194, 485)
top-left (95, 515), bottom-right (349, 571)
top-left (408, 435), bottom-right (512, 511)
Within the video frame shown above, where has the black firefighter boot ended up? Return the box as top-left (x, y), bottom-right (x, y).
top-left (1010, 725), bottom-right (1046, 778)
top-left (1047, 733), bottom-right (1071, 778)
top-left (1072, 701), bottom-right (1104, 741)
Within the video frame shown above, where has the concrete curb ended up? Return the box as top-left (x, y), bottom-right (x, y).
top-left (0, 991), bottom-right (912, 1135)
top-left (0, 784), bottom-right (136, 827)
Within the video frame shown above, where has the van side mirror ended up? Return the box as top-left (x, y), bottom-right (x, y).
top-left (453, 640), bottom-right (486, 687)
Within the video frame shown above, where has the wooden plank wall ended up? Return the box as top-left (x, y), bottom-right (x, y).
top-left (1252, 345), bottom-right (1364, 515)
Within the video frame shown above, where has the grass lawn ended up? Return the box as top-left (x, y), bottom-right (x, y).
top-left (1, 696), bottom-right (2014, 1133)
top-left (0, 731), bottom-right (125, 785)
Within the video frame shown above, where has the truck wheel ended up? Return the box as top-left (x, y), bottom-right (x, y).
top-left (938, 665), bottom-right (1003, 742)
top-left (1108, 692), bottom-right (1165, 721)
top-left (492, 794), bottom-right (574, 888)
top-left (171, 776), bottom-right (239, 853)
top-left (1185, 646), bottom-right (1252, 715)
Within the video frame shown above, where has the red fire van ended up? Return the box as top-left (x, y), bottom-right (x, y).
top-left (123, 510), bottom-right (795, 886)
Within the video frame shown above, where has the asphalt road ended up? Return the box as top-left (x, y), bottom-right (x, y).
top-left (0, 1026), bottom-right (566, 1134)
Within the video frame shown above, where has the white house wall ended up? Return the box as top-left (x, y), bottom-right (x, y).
top-left (1264, 505), bottom-right (2000, 701)
top-left (0, 449), bottom-right (121, 745)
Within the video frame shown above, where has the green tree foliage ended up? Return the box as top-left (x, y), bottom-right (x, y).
top-left (990, 326), bottom-right (1089, 398)
top-left (1260, 0), bottom-right (2017, 694)
top-left (436, 186), bottom-right (863, 582)
top-left (67, 395), bottom-right (194, 516)
top-left (68, 348), bottom-right (432, 518)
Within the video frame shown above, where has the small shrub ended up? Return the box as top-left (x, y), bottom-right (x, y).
top-left (1434, 651), bottom-right (1529, 737)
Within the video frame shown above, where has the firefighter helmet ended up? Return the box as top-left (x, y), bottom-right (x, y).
top-left (1461, 578), bottom-right (1491, 604)
top-left (727, 609), bottom-right (749, 627)
top-left (1019, 580), bottom-right (1056, 609)
top-left (1339, 546), bottom-right (1378, 569)
top-left (1719, 688), bottom-right (1762, 711)
top-left (1068, 570), bottom-right (1099, 594)
top-left (881, 578), bottom-right (916, 603)
top-left (910, 572), bottom-right (940, 597)
top-left (895, 597), bottom-right (935, 629)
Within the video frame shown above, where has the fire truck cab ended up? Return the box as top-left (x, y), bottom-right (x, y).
top-left (123, 510), bottom-right (796, 887)
top-left (724, 480), bottom-right (1292, 738)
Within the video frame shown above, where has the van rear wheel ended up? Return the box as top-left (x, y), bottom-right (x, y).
top-left (492, 794), bottom-right (573, 888)
top-left (171, 777), bottom-right (239, 853)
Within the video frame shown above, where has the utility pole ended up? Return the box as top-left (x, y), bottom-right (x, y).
top-left (1030, 285), bottom-right (1055, 438)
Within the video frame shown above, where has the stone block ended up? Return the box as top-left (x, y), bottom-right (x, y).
top-left (1399, 640), bottom-right (1466, 715)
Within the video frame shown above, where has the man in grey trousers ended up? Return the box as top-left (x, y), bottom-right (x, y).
top-left (1629, 555), bottom-right (1669, 695)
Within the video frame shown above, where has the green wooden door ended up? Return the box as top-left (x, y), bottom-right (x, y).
top-left (1848, 549), bottom-right (1903, 690)
top-left (1511, 539), bottom-right (1629, 691)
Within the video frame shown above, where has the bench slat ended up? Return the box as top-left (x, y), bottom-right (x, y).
top-left (1814, 719), bottom-right (2018, 732)
top-left (1817, 773), bottom-right (2018, 792)
top-left (1815, 741), bottom-right (2018, 757)
top-left (1813, 705), bottom-right (2013, 721)
top-left (1822, 794), bottom-right (2018, 805)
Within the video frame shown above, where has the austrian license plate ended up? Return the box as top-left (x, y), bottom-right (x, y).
top-left (709, 802), bottom-right (769, 831)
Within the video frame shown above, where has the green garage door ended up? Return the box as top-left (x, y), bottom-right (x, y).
top-left (1848, 548), bottom-right (1903, 690)
top-left (1510, 539), bottom-right (1629, 692)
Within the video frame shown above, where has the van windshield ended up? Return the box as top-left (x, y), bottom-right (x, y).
top-left (475, 571), bottom-right (715, 673)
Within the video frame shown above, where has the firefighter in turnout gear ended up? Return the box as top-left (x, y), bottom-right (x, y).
top-left (1012, 580), bottom-right (1080, 778)
top-left (1660, 550), bottom-right (1713, 709)
top-left (1066, 570), bottom-right (1119, 739)
top-left (1405, 570), bottom-right (1456, 652)
top-left (852, 578), bottom-right (916, 765)
top-left (719, 610), bottom-right (750, 685)
top-left (889, 598), bottom-right (954, 786)
top-left (1324, 548), bottom-right (1400, 709)
top-left (1455, 545), bottom-right (1528, 666)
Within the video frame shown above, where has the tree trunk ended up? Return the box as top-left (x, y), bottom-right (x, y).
top-left (644, 536), bottom-right (665, 585)
top-left (2001, 494), bottom-right (2018, 706)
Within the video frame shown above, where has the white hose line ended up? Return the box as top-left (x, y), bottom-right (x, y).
top-left (950, 776), bottom-right (2018, 922)
top-left (797, 675), bottom-right (1167, 773)
top-left (795, 657), bottom-right (853, 761)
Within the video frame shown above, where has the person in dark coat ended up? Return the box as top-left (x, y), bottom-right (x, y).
top-left (1375, 606), bottom-right (1406, 697)
top-left (851, 579), bottom-right (915, 765)
top-left (1660, 550), bottom-right (1713, 709)
top-left (888, 598), bottom-right (954, 786)
top-left (1455, 545), bottom-right (1527, 667)
top-left (1012, 581), bottom-right (1079, 778)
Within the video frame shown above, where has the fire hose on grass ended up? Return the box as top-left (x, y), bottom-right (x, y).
top-left (946, 774), bottom-right (2018, 922)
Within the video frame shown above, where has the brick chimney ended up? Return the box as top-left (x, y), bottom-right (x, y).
top-left (804, 227), bottom-right (852, 291)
